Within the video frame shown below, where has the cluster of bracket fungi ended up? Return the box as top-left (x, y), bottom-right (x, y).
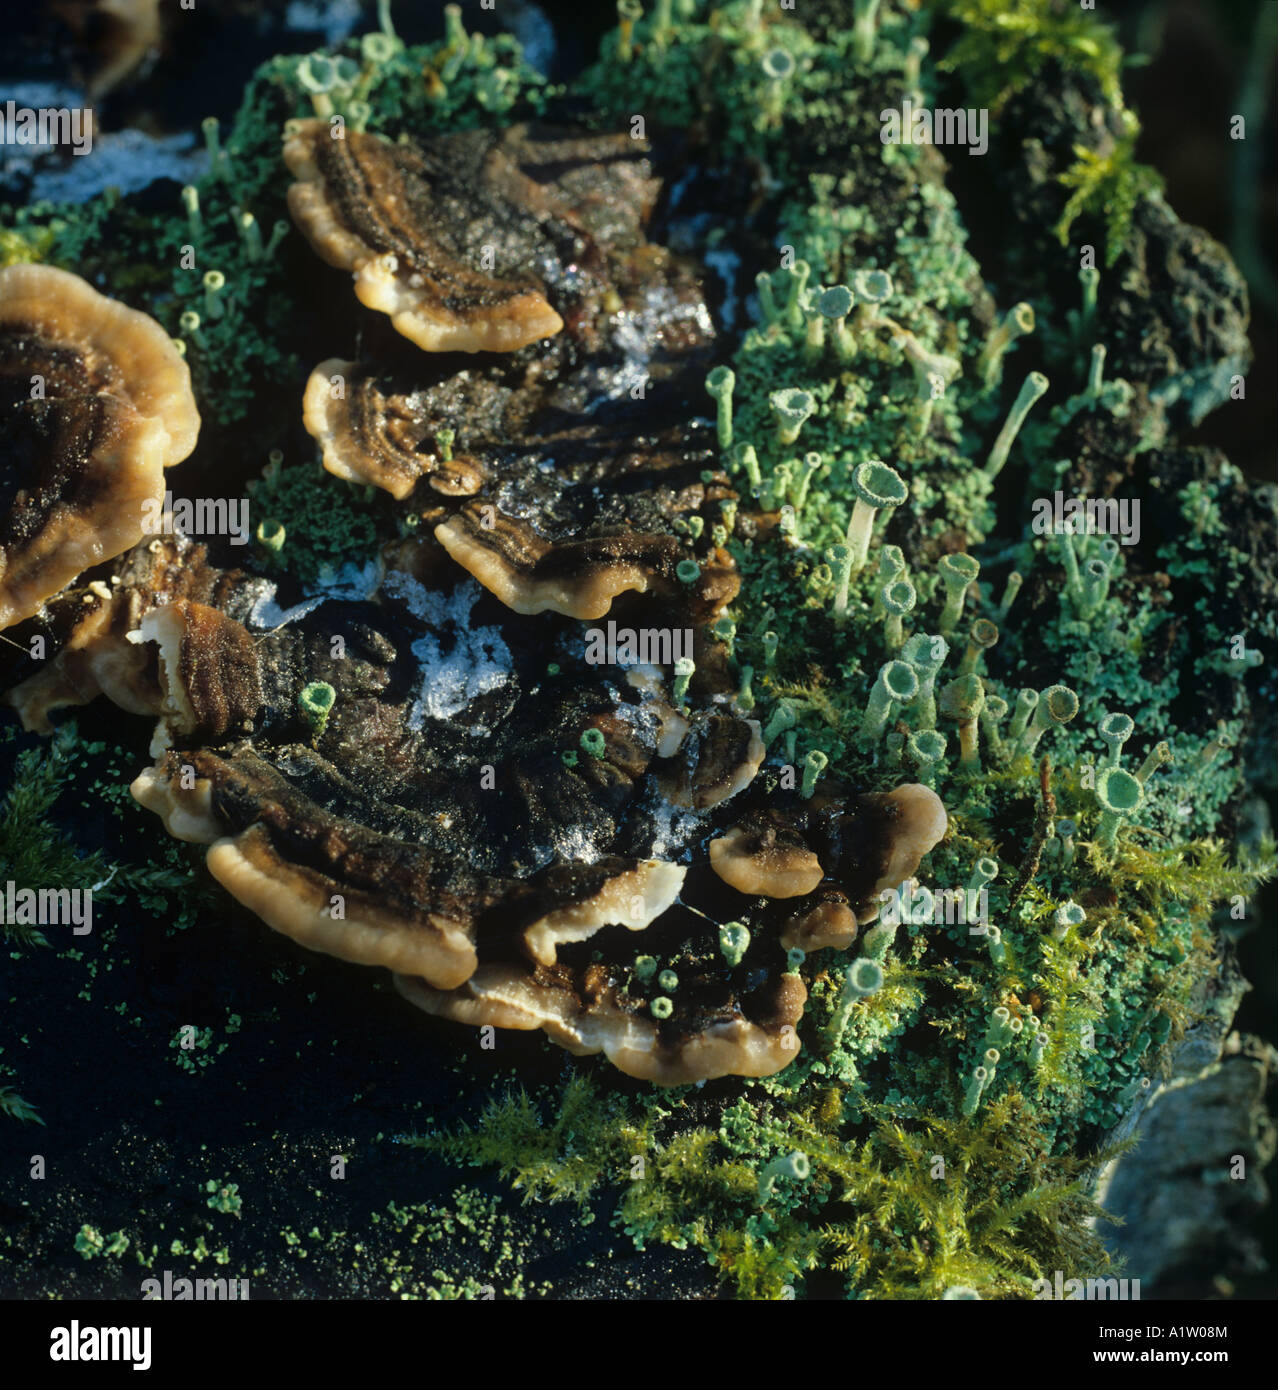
top-left (0, 119), bottom-right (947, 1084)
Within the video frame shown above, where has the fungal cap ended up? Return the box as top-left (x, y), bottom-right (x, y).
top-left (1055, 901), bottom-right (1086, 928)
top-left (1097, 765), bottom-right (1143, 813)
top-left (769, 387), bottom-right (815, 425)
top-left (879, 544), bottom-right (906, 578)
top-left (972, 856), bottom-right (998, 885)
top-left (709, 822), bottom-right (823, 898)
top-left (851, 459), bottom-right (908, 509)
top-left (761, 47), bottom-right (797, 80)
top-left (939, 673), bottom-right (985, 721)
top-left (901, 632), bottom-right (948, 675)
top-left (854, 268), bottom-right (893, 304)
top-left (1100, 711), bottom-right (1135, 742)
top-left (1042, 684), bottom-right (1080, 724)
top-left (706, 365), bottom-right (735, 397)
top-left (908, 729), bottom-right (947, 763)
top-left (299, 680), bottom-right (335, 720)
top-left (879, 659), bottom-right (920, 703)
top-left (283, 121), bottom-right (565, 354)
top-left (937, 551), bottom-right (980, 587)
top-left (1024, 370), bottom-right (1049, 396)
top-left (882, 578), bottom-right (917, 616)
top-left (847, 956), bottom-right (884, 996)
top-left (968, 618), bottom-right (999, 651)
top-left (0, 264), bottom-right (201, 629)
top-left (719, 922), bottom-right (751, 968)
top-left (817, 285), bottom-right (854, 319)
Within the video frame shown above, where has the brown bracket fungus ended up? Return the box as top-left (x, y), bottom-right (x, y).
top-left (710, 816), bottom-right (826, 899)
top-left (0, 265), bottom-right (199, 630)
top-left (394, 962), bottom-right (808, 1087)
top-left (283, 119), bottom-right (609, 353)
top-left (0, 121), bottom-right (953, 1089)
top-left (711, 782), bottom-right (948, 919)
top-left (302, 359), bottom-right (488, 500)
top-left (298, 120), bottom-right (728, 626)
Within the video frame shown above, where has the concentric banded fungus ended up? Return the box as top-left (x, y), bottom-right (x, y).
top-left (710, 817), bottom-right (824, 898)
top-left (295, 122), bottom-right (732, 625)
top-left (138, 598), bottom-right (263, 755)
top-left (5, 536), bottom-right (242, 734)
top-left (711, 782), bottom-right (947, 924)
top-left (0, 265), bottom-right (199, 629)
top-left (434, 510), bottom-right (737, 620)
top-left (780, 887), bottom-right (858, 953)
top-left (302, 359), bottom-right (487, 499)
top-left (284, 120), bottom-right (568, 352)
top-left (655, 713), bottom-right (766, 809)
top-left (17, 515), bottom-right (796, 1082)
top-left (393, 963), bottom-right (808, 1086)
top-left (3, 111), bottom-right (955, 1089)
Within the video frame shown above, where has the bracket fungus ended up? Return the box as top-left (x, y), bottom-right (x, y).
top-left (0, 118), bottom-right (952, 1090)
top-left (0, 265), bottom-right (200, 630)
top-left (284, 120), bottom-right (568, 353)
top-left (296, 123), bottom-right (732, 627)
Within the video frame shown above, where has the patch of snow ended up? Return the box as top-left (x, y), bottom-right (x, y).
top-left (380, 574), bottom-right (513, 726)
top-left (13, 125), bottom-right (207, 203)
top-left (646, 794), bottom-right (707, 862)
top-left (247, 559), bottom-right (382, 630)
top-left (285, 0), bottom-right (362, 46)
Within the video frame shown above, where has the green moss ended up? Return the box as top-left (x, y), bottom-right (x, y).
top-left (0, 724), bottom-right (107, 948)
top-left (1053, 116), bottom-right (1166, 268)
top-left (246, 459), bottom-right (379, 584)
top-left (205, 1181), bottom-right (243, 1218)
top-left (405, 1076), bottom-right (650, 1207)
top-left (927, 0), bottom-right (1129, 112)
top-left (0, 1087), bottom-right (43, 1125)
